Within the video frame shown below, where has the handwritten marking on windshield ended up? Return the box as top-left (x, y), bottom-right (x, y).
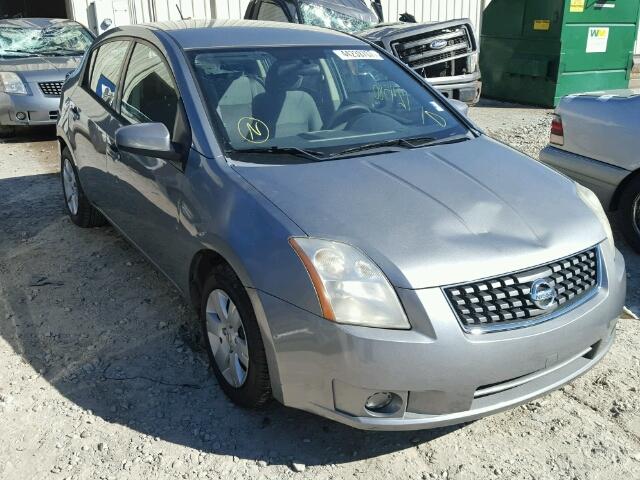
top-left (237, 116), bottom-right (270, 144)
top-left (422, 110), bottom-right (447, 128)
top-left (373, 83), bottom-right (411, 110)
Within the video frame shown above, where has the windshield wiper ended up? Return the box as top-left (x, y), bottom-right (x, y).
top-left (232, 146), bottom-right (327, 162)
top-left (330, 133), bottom-right (471, 158)
top-left (1, 49), bottom-right (42, 57)
top-left (415, 133), bottom-right (472, 147)
top-left (329, 137), bottom-right (431, 158)
top-left (36, 49), bottom-right (85, 56)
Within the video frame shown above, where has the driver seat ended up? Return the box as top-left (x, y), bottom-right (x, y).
top-left (252, 60), bottom-right (322, 138)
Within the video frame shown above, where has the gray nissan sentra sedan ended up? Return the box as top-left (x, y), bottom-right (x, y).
top-left (56, 20), bottom-right (626, 430)
top-left (0, 18), bottom-right (94, 137)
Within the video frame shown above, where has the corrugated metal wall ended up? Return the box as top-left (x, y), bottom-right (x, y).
top-left (68, 0), bottom-right (640, 53)
top-left (67, 0), bottom-right (487, 30)
top-left (66, 0), bottom-right (214, 26)
top-left (145, 0), bottom-right (214, 21)
top-left (383, 0), bottom-right (485, 30)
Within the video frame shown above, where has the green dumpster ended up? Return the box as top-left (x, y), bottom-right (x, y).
top-left (480, 0), bottom-right (640, 107)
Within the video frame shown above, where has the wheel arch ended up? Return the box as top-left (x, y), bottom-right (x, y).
top-left (188, 248), bottom-right (284, 401)
top-left (188, 249), bottom-right (234, 310)
top-left (610, 168), bottom-right (640, 211)
top-left (57, 135), bottom-right (70, 156)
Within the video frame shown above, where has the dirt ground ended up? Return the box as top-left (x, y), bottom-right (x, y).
top-left (0, 103), bottom-right (639, 480)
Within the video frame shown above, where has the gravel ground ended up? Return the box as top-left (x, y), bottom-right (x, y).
top-left (1, 104), bottom-right (639, 480)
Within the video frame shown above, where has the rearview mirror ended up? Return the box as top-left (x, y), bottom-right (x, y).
top-left (115, 123), bottom-right (182, 162)
top-left (448, 99), bottom-right (470, 117)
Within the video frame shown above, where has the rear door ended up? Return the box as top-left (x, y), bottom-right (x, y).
top-left (105, 41), bottom-right (190, 279)
top-left (67, 39), bottom-right (131, 207)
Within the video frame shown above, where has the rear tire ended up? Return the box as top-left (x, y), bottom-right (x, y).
top-left (200, 264), bottom-right (272, 408)
top-left (618, 176), bottom-right (640, 253)
top-left (60, 147), bottom-right (106, 228)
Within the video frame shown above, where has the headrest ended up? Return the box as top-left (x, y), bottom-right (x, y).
top-left (219, 60), bottom-right (259, 76)
top-left (265, 60), bottom-right (321, 92)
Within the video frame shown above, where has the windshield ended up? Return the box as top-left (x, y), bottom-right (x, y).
top-left (299, 1), bottom-right (378, 34)
top-left (0, 24), bottom-right (93, 57)
top-left (191, 46), bottom-right (468, 161)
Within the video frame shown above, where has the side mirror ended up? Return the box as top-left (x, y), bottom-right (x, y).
top-left (115, 123), bottom-right (182, 162)
top-left (448, 98), bottom-right (470, 117)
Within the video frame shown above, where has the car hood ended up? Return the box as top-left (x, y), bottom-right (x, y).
top-left (0, 56), bottom-right (81, 82)
top-left (234, 136), bottom-right (605, 289)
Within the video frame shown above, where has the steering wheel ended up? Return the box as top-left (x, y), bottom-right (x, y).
top-left (326, 103), bottom-right (371, 129)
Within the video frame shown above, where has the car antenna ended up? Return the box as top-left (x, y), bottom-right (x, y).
top-left (176, 4), bottom-right (185, 20)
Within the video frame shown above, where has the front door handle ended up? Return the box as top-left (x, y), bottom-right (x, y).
top-left (69, 103), bottom-right (80, 120)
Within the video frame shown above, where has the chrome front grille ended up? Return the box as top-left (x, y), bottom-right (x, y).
top-left (391, 26), bottom-right (472, 70)
top-left (39, 81), bottom-right (63, 96)
top-left (444, 248), bottom-right (599, 333)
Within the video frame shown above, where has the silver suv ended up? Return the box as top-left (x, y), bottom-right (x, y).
top-left (57, 20), bottom-right (625, 430)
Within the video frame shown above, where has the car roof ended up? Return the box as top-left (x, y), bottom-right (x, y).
top-left (115, 19), bottom-right (365, 49)
top-left (0, 18), bottom-right (82, 29)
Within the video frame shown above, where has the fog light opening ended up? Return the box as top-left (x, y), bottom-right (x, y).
top-left (364, 392), bottom-right (402, 416)
top-left (15, 111), bottom-right (27, 121)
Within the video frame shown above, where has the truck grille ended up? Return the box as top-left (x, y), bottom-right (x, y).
top-left (444, 248), bottom-right (599, 333)
top-left (391, 26), bottom-right (473, 73)
top-left (39, 81), bottom-right (63, 97)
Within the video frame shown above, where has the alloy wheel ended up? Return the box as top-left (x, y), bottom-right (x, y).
top-left (62, 158), bottom-right (79, 215)
top-left (205, 289), bottom-right (250, 387)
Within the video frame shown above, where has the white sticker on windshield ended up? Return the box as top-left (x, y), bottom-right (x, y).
top-left (333, 49), bottom-right (383, 61)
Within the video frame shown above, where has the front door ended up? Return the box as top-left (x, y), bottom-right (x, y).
top-left (105, 41), bottom-right (189, 281)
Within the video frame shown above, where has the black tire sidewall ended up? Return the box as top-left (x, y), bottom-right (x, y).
top-left (200, 267), bottom-right (271, 408)
top-left (619, 177), bottom-right (640, 253)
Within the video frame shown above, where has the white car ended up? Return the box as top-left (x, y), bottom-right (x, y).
top-left (540, 90), bottom-right (640, 253)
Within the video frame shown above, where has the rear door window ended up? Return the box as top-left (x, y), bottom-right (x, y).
top-left (120, 43), bottom-right (179, 136)
top-left (89, 40), bottom-right (130, 107)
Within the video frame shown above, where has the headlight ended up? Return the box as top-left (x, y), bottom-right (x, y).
top-left (576, 183), bottom-right (615, 258)
top-left (0, 72), bottom-right (27, 95)
top-left (290, 238), bottom-right (410, 329)
top-left (467, 52), bottom-right (478, 73)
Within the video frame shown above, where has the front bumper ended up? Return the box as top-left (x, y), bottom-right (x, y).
top-left (254, 247), bottom-right (626, 430)
top-left (0, 85), bottom-right (60, 126)
top-left (427, 72), bottom-right (482, 104)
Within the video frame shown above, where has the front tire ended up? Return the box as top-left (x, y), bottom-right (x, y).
top-left (618, 176), bottom-right (640, 253)
top-left (60, 147), bottom-right (106, 228)
top-left (200, 264), bottom-right (272, 408)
